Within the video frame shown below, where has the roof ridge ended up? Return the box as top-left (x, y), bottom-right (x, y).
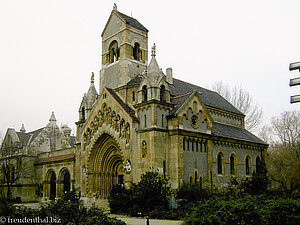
top-left (172, 91), bottom-right (193, 99)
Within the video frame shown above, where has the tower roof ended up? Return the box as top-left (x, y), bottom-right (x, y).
top-left (102, 5), bottom-right (148, 37)
top-left (117, 11), bottom-right (148, 32)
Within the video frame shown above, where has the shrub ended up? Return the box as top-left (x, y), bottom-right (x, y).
top-left (0, 190), bottom-right (125, 225)
top-left (109, 184), bottom-right (131, 214)
top-left (109, 172), bottom-right (172, 216)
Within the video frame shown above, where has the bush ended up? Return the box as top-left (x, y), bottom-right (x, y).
top-left (183, 196), bottom-right (300, 225)
top-left (109, 172), bottom-right (171, 216)
top-left (0, 190), bottom-right (125, 225)
top-left (109, 184), bottom-right (131, 214)
top-left (176, 182), bottom-right (211, 208)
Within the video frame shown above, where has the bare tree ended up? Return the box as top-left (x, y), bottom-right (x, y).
top-left (0, 143), bottom-right (35, 200)
top-left (212, 81), bottom-right (263, 131)
top-left (262, 110), bottom-right (300, 197)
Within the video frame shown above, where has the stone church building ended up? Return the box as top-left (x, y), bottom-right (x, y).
top-left (0, 5), bottom-right (267, 203)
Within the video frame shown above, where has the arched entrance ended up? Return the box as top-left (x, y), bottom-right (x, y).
top-left (58, 168), bottom-right (71, 196)
top-left (88, 133), bottom-right (124, 197)
top-left (45, 170), bottom-right (56, 200)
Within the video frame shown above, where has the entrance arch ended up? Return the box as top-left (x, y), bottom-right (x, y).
top-left (45, 169), bottom-right (56, 200)
top-left (58, 168), bottom-right (71, 196)
top-left (87, 133), bottom-right (124, 197)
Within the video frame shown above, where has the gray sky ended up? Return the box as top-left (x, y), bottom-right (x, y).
top-left (0, 0), bottom-right (299, 138)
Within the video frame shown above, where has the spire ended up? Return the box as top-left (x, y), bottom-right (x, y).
top-left (91, 72), bottom-right (94, 84)
top-left (147, 43), bottom-right (162, 82)
top-left (151, 43), bottom-right (156, 57)
top-left (49, 112), bottom-right (56, 122)
top-left (20, 124), bottom-right (26, 133)
top-left (47, 111), bottom-right (59, 128)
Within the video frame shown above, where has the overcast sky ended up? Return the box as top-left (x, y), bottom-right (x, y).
top-left (1, 0), bottom-right (300, 139)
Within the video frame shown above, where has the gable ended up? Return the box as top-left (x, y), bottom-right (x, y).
top-left (176, 91), bottom-right (213, 133)
top-left (101, 11), bottom-right (125, 39)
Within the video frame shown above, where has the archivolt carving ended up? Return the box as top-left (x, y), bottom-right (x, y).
top-left (83, 103), bottom-right (131, 146)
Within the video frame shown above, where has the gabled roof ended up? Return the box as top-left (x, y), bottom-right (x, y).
top-left (117, 11), bottom-right (148, 32)
top-left (16, 128), bottom-right (44, 145)
top-left (212, 122), bottom-right (266, 145)
top-left (106, 87), bottom-right (139, 122)
top-left (126, 75), bottom-right (244, 116)
top-left (102, 10), bottom-right (148, 37)
top-left (170, 78), bottom-right (244, 116)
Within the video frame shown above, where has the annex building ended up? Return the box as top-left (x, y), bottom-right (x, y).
top-left (0, 5), bottom-right (267, 203)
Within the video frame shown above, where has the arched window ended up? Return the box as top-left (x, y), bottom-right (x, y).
top-left (217, 152), bottom-right (223, 174)
top-left (133, 42), bottom-right (140, 61)
top-left (109, 40), bottom-right (119, 63)
top-left (191, 139), bottom-right (194, 151)
top-left (183, 137), bottom-right (186, 151)
top-left (160, 85), bottom-right (166, 102)
top-left (246, 156), bottom-right (250, 175)
top-left (142, 85), bottom-right (147, 102)
top-left (194, 171), bottom-right (198, 183)
top-left (203, 141), bottom-right (207, 152)
top-left (132, 91), bottom-right (135, 102)
top-left (256, 156), bottom-right (261, 173)
top-left (230, 154), bottom-right (235, 175)
top-left (81, 107), bottom-right (85, 121)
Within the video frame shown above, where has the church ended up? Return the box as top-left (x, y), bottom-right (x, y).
top-left (0, 5), bottom-right (267, 203)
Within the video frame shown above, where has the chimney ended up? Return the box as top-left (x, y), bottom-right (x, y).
top-left (166, 68), bottom-right (173, 84)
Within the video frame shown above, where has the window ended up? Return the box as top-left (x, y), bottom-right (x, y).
top-left (196, 140), bottom-right (199, 152)
top-left (194, 171), bottom-right (198, 183)
top-left (183, 137), bottom-right (186, 151)
top-left (109, 40), bottom-right (119, 63)
top-left (133, 42), bottom-right (140, 61)
top-left (142, 85), bottom-right (147, 102)
top-left (191, 139), bottom-right (194, 151)
top-left (217, 152), bottom-right (223, 174)
top-left (81, 107), bottom-right (85, 121)
top-left (132, 91), bottom-right (135, 102)
top-left (230, 154), bottom-right (235, 175)
top-left (246, 156), bottom-right (250, 175)
top-left (256, 156), bottom-right (261, 173)
top-left (160, 85), bottom-right (166, 102)
top-left (144, 115), bottom-right (147, 128)
top-left (203, 141), bottom-right (207, 152)
top-left (162, 114), bottom-right (164, 127)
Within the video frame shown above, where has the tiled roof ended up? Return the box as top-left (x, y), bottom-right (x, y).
top-left (212, 122), bottom-right (266, 145)
top-left (170, 92), bottom-right (193, 114)
top-left (117, 11), bottom-right (148, 32)
top-left (106, 87), bottom-right (139, 122)
top-left (170, 78), bottom-right (244, 115)
top-left (127, 76), bottom-right (142, 86)
top-left (16, 128), bottom-right (44, 145)
top-left (36, 153), bottom-right (76, 165)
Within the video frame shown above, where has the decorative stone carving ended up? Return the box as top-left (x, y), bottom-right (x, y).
top-left (142, 140), bottom-right (147, 158)
top-left (83, 103), bottom-right (131, 146)
top-left (124, 160), bottom-right (131, 173)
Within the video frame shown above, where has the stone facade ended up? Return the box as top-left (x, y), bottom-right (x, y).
top-left (0, 5), bottom-right (267, 202)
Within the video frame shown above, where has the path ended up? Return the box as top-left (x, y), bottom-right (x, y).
top-left (110, 215), bottom-right (184, 225)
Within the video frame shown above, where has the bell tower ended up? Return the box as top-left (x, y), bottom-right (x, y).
top-left (100, 4), bottom-right (148, 90)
